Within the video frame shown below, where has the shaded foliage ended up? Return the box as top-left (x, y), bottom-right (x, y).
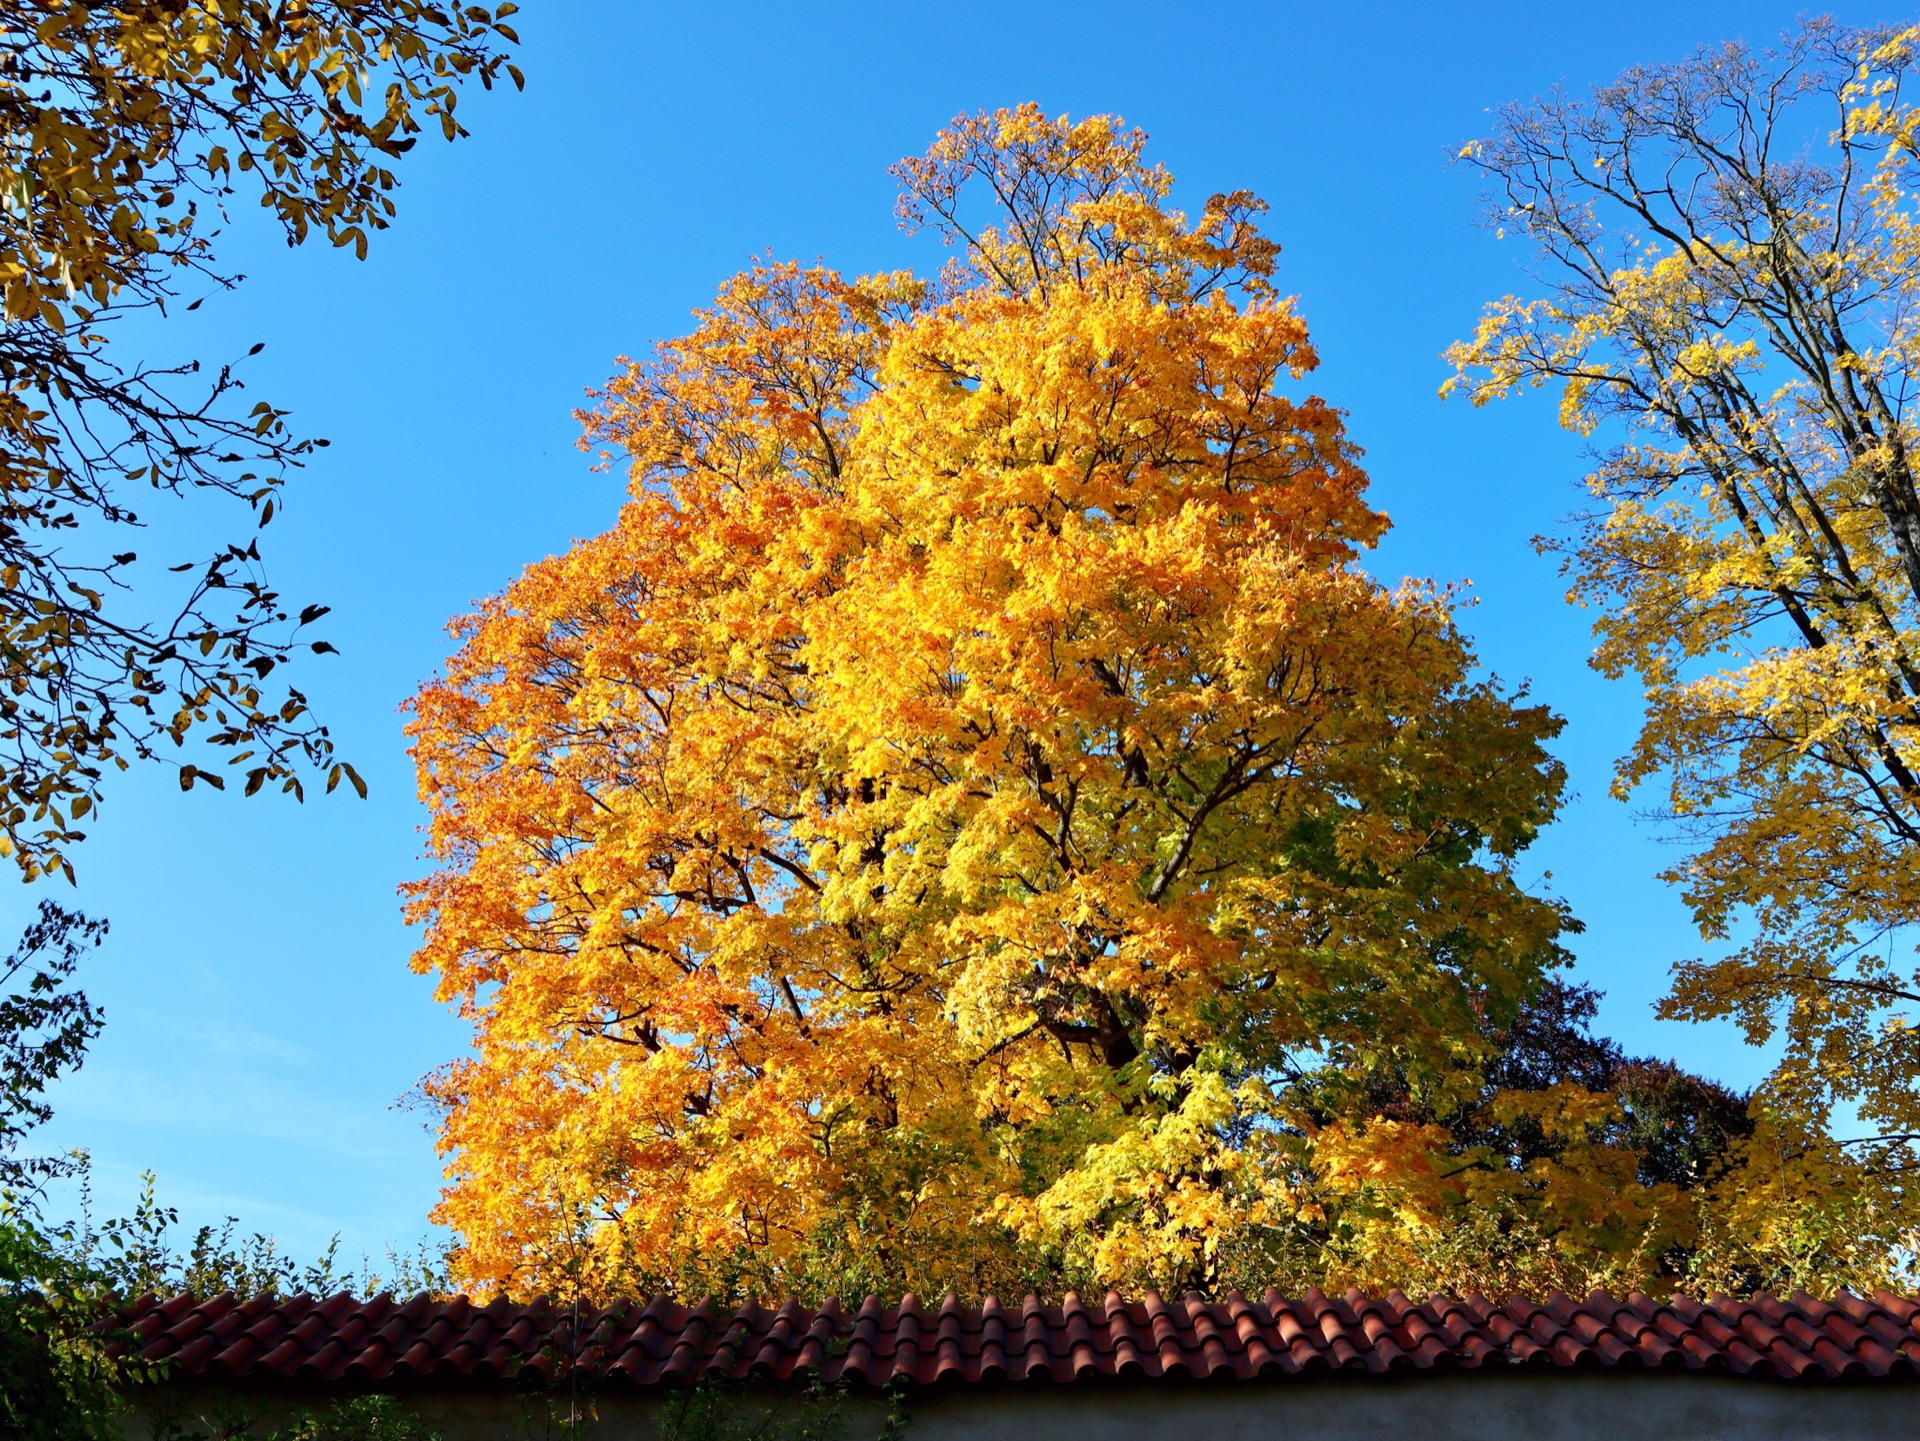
top-left (0, 901), bottom-right (105, 1188)
top-left (0, 1), bottom-right (524, 879)
top-left (0, 1203), bottom-right (136, 1441)
top-left (1465, 979), bottom-right (1753, 1190)
top-left (150, 1395), bottom-right (441, 1441)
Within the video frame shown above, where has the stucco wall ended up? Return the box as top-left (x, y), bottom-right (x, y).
top-left (130, 1372), bottom-right (1920, 1441)
top-left (908, 1374), bottom-right (1920, 1441)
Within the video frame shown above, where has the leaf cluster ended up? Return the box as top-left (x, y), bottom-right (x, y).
top-left (0, 898), bottom-right (103, 1188)
top-left (0, 0), bottom-right (521, 877)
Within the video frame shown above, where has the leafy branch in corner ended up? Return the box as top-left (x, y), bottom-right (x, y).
top-left (0, 2), bottom-right (525, 879)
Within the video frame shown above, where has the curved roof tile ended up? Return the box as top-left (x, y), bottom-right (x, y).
top-left (114, 1288), bottom-right (1920, 1387)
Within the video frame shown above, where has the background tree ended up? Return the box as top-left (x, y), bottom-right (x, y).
top-left (0, 899), bottom-right (103, 1190)
top-left (401, 106), bottom-right (1710, 1303)
top-left (1284, 978), bottom-right (1753, 1297)
top-left (0, 0), bottom-right (522, 881)
top-left (1447, 17), bottom-right (1920, 1288)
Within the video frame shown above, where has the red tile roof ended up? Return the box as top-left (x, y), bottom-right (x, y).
top-left (117, 1288), bottom-right (1920, 1387)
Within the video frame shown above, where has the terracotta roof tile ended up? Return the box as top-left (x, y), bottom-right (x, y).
top-left (113, 1288), bottom-right (1920, 1388)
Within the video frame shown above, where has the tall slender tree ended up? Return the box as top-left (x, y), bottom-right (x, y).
top-left (1448, 17), bottom-right (1920, 1283)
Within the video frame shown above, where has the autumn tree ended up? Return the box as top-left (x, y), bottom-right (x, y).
top-left (405, 107), bottom-right (1689, 1303)
top-left (0, 1), bottom-right (522, 881)
top-left (1448, 18), bottom-right (1920, 1288)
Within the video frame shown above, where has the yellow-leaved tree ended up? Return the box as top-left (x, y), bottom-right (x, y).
top-left (408, 108), bottom-right (1702, 1302)
top-left (1448, 18), bottom-right (1920, 1291)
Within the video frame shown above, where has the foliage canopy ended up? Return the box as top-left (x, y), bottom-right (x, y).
top-left (401, 107), bottom-right (1745, 1301)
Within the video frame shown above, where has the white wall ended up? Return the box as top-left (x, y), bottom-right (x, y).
top-left (131, 1371), bottom-right (1920, 1441)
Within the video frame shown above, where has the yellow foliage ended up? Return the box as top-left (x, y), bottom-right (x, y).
top-left (1449, 18), bottom-right (1920, 1279)
top-left (1312, 1087), bottom-right (1694, 1299)
top-left (408, 106), bottom-right (1579, 1302)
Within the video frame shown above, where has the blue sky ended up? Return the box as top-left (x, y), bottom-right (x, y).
top-left (27, 1), bottom-right (1899, 1268)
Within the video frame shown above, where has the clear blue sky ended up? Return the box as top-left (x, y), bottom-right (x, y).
top-left (28, 1), bottom-right (1899, 1269)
